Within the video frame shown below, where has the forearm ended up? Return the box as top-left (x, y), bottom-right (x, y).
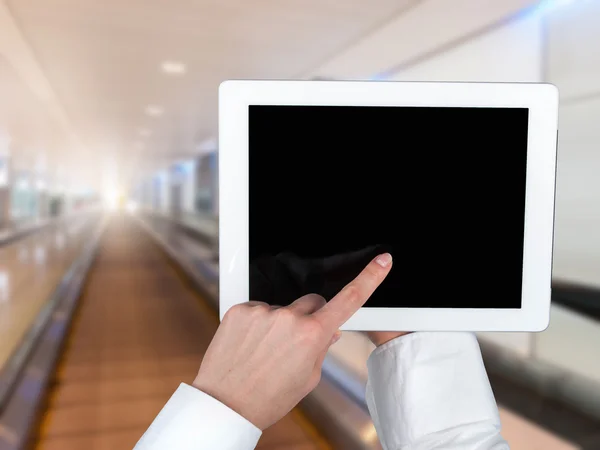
top-left (366, 332), bottom-right (508, 450)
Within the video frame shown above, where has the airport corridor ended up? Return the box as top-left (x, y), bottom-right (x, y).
top-left (32, 217), bottom-right (330, 450)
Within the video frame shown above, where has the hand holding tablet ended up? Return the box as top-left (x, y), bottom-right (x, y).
top-left (219, 80), bottom-right (559, 331)
top-left (194, 253), bottom-right (394, 430)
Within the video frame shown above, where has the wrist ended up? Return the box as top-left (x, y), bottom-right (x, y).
top-left (192, 376), bottom-right (263, 430)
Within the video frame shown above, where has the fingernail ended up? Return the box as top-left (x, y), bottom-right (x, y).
top-left (375, 253), bottom-right (392, 268)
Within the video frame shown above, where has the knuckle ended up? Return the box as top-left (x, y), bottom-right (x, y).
top-left (317, 298), bottom-right (327, 310)
top-left (250, 303), bottom-right (271, 317)
top-left (275, 307), bottom-right (297, 323)
top-left (309, 293), bottom-right (327, 308)
top-left (223, 304), bottom-right (246, 322)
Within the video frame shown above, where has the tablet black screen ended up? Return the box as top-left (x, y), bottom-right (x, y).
top-left (248, 105), bottom-right (528, 308)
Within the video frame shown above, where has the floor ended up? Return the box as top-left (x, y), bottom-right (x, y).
top-left (34, 216), bottom-right (329, 450)
top-left (0, 218), bottom-right (92, 372)
top-left (1, 214), bottom-right (596, 449)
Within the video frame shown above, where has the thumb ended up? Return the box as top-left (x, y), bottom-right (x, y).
top-left (310, 330), bottom-right (342, 390)
top-left (329, 330), bottom-right (342, 346)
top-left (314, 330), bottom-right (342, 371)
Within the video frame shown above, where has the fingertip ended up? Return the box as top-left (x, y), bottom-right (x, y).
top-left (374, 253), bottom-right (392, 268)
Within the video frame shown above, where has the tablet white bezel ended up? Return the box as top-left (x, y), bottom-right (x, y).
top-left (219, 80), bottom-right (558, 332)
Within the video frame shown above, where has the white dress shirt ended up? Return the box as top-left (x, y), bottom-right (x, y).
top-left (134, 332), bottom-right (508, 449)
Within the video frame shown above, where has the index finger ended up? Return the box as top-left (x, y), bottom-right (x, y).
top-left (312, 253), bottom-right (393, 331)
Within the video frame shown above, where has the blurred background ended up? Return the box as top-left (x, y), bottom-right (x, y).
top-left (0, 0), bottom-right (599, 449)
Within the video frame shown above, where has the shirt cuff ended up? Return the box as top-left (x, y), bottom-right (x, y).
top-left (365, 332), bottom-right (501, 449)
top-left (134, 383), bottom-right (262, 450)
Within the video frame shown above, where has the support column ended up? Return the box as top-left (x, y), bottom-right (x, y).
top-left (0, 154), bottom-right (12, 229)
top-left (0, 188), bottom-right (10, 229)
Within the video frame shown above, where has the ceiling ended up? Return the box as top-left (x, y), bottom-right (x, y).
top-left (310, 0), bottom-right (539, 79)
top-left (2, 0), bottom-right (419, 189)
top-left (0, 0), bottom-right (543, 192)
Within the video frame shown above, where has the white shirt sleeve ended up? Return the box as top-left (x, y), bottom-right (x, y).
top-left (133, 383), bottom-right (262, 450)
top-left (365, 332), bottom-right (509, 450)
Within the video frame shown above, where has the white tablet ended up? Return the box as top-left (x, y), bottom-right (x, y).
top-left (219, 80), bottom-right (558, 332)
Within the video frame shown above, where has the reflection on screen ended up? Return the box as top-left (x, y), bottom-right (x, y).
top-left (249, 105), bottom-right (529, 308)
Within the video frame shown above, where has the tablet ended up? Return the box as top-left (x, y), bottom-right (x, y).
top-left (219, 80), bottom-right (558, 331)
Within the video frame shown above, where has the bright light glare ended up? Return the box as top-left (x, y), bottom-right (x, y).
top-left (161, 61), bottom-right (186, 75)
top-left (34, 246), bottom-right (46, 265)
top-left (145, 105), bottom-right (164, 117)
top-left (103, 186), bottom-right (120, 210)
top-left (55, 233), bottom-right (65, 250)
top-left (360, 423), bottom-right (379, 444)
top-left (126, 200), bottom-right (138, 214)
top-left (535, 0), bottom-right (578, 14)
top-left (17, 178), bottom-right (29, 190)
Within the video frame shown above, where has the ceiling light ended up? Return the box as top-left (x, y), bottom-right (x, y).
top-left (145, 105), bottom-right (164, 117)
top-left (161, 61), bottom-right (186, 75)
top-left (139, 128), bottom-right (152, 137)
